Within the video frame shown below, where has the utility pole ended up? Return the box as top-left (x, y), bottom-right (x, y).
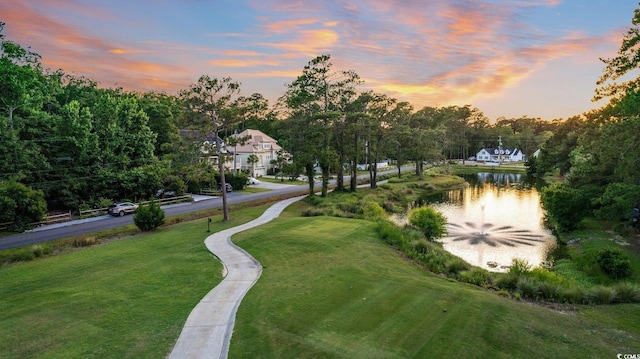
top-left (498, 135), bottom-right (503, 165)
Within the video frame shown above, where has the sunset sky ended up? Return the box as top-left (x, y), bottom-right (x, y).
top-left (1, 0), bottom-right (637, 121)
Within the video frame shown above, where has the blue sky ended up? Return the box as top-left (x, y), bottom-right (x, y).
top-left (2, 0), bottom-right (637, 121)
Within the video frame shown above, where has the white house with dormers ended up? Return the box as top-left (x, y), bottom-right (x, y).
top-left (228, 129), bottom-right (284, 177)
top-left (475, 147), bottom-right (525, 163)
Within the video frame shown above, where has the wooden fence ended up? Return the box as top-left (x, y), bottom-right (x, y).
top-left (0, 211), bottom-right (72, 231)
top-left (79, 195), bottom-right (194, 219)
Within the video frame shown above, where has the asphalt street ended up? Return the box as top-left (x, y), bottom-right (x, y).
top-left (0, 168), bottom-right (411, 251)
top-left (0, 182), bottom-right (309, 251)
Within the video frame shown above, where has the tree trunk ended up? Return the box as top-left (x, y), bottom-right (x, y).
top-left (306, 163), bottom-right (315, 196)
top-left (219, 158), bottom-right (229, 221)
top-left (336, 152), bottom-right (344, 191)
top-left (350, 132), bottom-right (358, 191)
top-left (321, 164), bottom-right (329, 197)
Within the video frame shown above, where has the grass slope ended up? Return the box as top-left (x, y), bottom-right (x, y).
top-left (0, 206), bottom-right (269, 358)
top-left (231, 216), bottom-right (640, 358)
top-left (2, 204), bottom-right (639, 358)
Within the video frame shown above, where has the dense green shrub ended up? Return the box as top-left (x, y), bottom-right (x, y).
top-left (458, 267), bottom-right (493, 287)
top-left (540, 183), bottom-right (590, 232)
top-left (0, 180), bottom-right (47, 231)
top-left (509, 258), bottom-right (532, 276)
top-left (376, 220), bottom-right (403, 245)
top-left (589, 286), bottom-right (617, 304)
top-left (336, 197), bottom-right (360, 214)
top-left (413, 239), bottom-right (430, 254)
top-left (445, 257), bottom-right (470, 275)
top-left (134, 200), bottom-right (165, 231)
top-left (516, 277), bottom-right (540, 299)
top-left (495, 273), bottom-right (518, 291)
top-left (408, 206), bottom-right (447, 240)
top-left (424, 251), bottom-right (447, 274)
top-left (561, 286), bottom-right (588, 304)
top-left (596, 247), bottom-right (632, 280)
top-left (530, 267), bottom-right (563, 286)
top-left (301, 208), bottom-right (329, 217)
top-left (593, 182), bottom-right (640, 221)
top-left (362, 201), bottom-right (386, 221)
top-left (612, 282), bottom-right (640, 303)
top-left (538, 281), bottom-right (563, 302)
top-left (164, 174), bottom-right (188, 195)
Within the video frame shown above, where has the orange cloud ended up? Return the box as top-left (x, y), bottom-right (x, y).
top-left (109, 48), bottom-right (144, 55)
top-left (260, 29), bottom-right (339, 55)
top-left (209, 58), bottom-right (281, 67)
top-left (221, 50), bottom-right (263, 56)
top-left (1, 0), bottom-right (197, 93)
top-left (263, 19), bottom-right (317, 33)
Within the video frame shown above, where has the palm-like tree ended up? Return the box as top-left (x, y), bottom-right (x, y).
top-left (247, 154), bottom-right (259, 177)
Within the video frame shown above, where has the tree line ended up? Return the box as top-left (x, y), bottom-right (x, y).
top-left (533, 4), bottom-right (640, 233)
top-left (4, 1), bottom-right (640, 231)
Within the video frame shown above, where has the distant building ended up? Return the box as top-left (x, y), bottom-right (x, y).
top-left (178, 129), bottom-right (226, 165)
top-left (475, 147), bottom-right (525, 163)
top-left (229, 129), bottom-right (284, 177)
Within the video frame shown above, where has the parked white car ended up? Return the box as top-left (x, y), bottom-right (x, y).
top-left (248, 177), bottom-right (260, 185)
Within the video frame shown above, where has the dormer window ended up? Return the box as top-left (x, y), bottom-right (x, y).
top-left (263, 143), bottom-right (271, 150)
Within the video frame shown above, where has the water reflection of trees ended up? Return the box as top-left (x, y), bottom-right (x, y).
top-left (414, 172), bottom-right (544, 207)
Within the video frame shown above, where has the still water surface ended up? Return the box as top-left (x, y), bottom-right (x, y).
top-left (420, 172), bottom-right (556, 272)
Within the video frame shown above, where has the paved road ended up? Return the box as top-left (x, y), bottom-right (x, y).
top-left (0, 184), bottom-right (308, 251)
top-left (168, 196), bottom-right (305, 359)
top-left (0, 168), bottom-right (412, 251)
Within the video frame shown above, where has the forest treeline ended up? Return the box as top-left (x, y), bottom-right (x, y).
top-left (2, 2), bottom-right (640, 232)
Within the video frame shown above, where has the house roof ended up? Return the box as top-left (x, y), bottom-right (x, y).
top-left (179, 129), bottom-right (223, 145)
top-left (479, 147), bottom-right (520, 156)
top-left (231, 129), bottom-right (282, 153)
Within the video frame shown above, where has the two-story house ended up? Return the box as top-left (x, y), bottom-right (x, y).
top-left (229, 129), bottom-right (283, 177)
top-left (475, 147), bottom-right (525, 163)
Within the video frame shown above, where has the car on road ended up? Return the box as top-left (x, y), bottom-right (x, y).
top-left (108, 202), bottom-right (138, 217)
top-left (218, 183), bottom-right (233, 192)
top-left (155, 188), bottom-right (177, 198)
top-left (248, 177), bottom-right (260, 185)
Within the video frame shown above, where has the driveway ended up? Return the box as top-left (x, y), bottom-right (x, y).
top-left (168, 195), bottom-right (305, 359)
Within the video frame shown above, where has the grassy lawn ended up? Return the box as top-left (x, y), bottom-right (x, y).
top-left (0, 205), bottom-right (269, 359)
top-left (240, 185), bottom-right (272, 194)
top-left (258, 175), bottom-right (302, 184)
top-left (231, 216), bottom-right (640, 358)
top-left (3, 195), bottom-right (640, 358)
top-left (552, 218), bottom-right (640, 287)
top-left (451, 163), bottom-right (527, 174)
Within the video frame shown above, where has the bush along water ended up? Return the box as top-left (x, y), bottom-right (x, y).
top-left (374, 219), bottom-right (640, 305)
top-left (306, 181), bottom-right (640, 306)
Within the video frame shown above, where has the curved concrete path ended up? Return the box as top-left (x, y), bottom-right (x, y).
top-left (169, 196), bottom-right (305, 359)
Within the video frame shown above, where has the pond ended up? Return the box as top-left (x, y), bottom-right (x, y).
top-left (415, 172), bottom-right (555, 272)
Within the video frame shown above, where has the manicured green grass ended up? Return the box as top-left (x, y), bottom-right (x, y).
top-left (452, 163), bottom-right (527, 174)
top-left (3, 198), bottom-right (640, 358)
top-left (261, 176), bottom-right (307, 185)
top-left (240, 186), bottom-right (271, 193)
top-left (0, 206), bottom-right (270, 359)
top-left (231, 216), bottom-right (640, 358)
